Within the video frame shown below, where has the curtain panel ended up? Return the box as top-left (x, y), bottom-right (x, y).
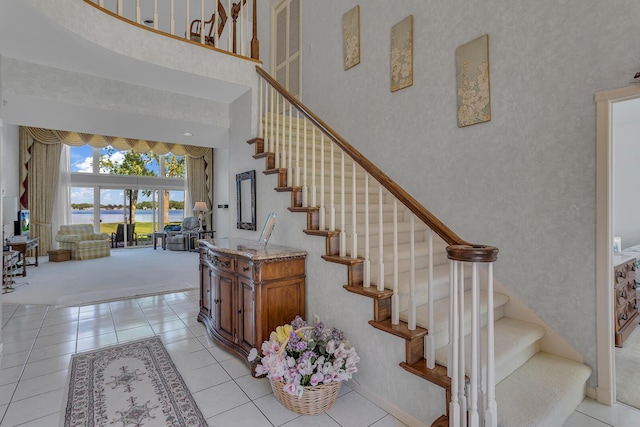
top-left (187, 150), bottom-right (214, 231)
top-left (19, 128), bottom-right (62, 254)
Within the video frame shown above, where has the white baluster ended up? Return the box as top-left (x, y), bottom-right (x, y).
top-left (117, 0), bottom-right (123, 16)
top-left (485, 263), bottom-right (497, 427)
top-left (200, 0), bottom-right (205, 43)
top-left (450, 260), bottom-right (460, 427)
top-left (227, 0), bottom-right (232, 51)
top-left (469, 263), bottom-right (480, 427)
top-left (319, 134), bottom-right (326, 230)
top-left (286, 101), bottom-right (292, 185)
top-left (185, 0), bottom-right (190, 40)
top-left (282, 101), bottom-right (288, 172)
top-left (302, 118), bottom-right (308, 206)
top-left (295, 110), bottom-right (300, 187)
top-left (240, 0), bottom-right (244, 55)
top-left (258, 78), bottom-right (263, 140)
top-left (274, 93), bottom-right (280, 168)
top-left (329, 141), bottom-right (336, 232)
top-left (169, 0), bottom-right (175, 35)
top-left (213, 1), bottom-right (219, 47)
top-left (136, 0), bottom-right (141, 23)
top-left (363, 174), bottom-right (370, 287)
top-left (392, 199), bottom-right (399, 325)
top-left (99, 1), bottom-right (104, 8)
top-left (269, 86), bottom-right (274, 153)
top-left (170, 0), bottom-right (175, 35)
top-left (377, 184), bottom-right (385, 292)
top-left (351, 160), bottom-right (358, 259)
top-left (426, 230), bottom-right (435, 369)
top-left (459, 262), bottom-right (467, 427)
top-left (153, 0), bottom-right (158, 30)
top-left (339, 151), bottom-right (346, 256)
top-left (311, 127), bottom-right (317, 208)
top-left (408, 214), bottom-right (416, 330)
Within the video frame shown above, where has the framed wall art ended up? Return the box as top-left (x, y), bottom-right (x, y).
top-left (456, 34), bottom-right (491, 127)
top-left (342, 5), bottom-right (360, 70)
top-left (390, 15), bottom-right (413, 92)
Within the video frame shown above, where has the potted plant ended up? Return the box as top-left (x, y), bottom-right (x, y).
top-left (249, 316), bottom-right (360, 415)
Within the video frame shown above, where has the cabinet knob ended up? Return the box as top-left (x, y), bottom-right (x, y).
top-left (238, 309), bottom-right (242, 314)
top-left (619, 313), bottom-right (628, 321)
top-left (243, 266), bottom-right (250, 272)
top-left (214, 299), bottom-right (220, 304)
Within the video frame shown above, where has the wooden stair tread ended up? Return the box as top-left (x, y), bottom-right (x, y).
top-left (304, 229), bottom-right (340, 237)
top-left (399, 359), bottom-right (454, 390)
top-left (263, 168), bottom-right (285, 175)
top-left (343, 284), bottom-right (393, 299)
top-left (288, 206), bottom-right (319, 213)
top-left (369, 319), bottom-right (428, 339)
top-left (431, 415), bottom-right (448, 427)
top-left (322, 255), bottom-right (364, 265)
top-left (253, 152), bottom-right (271, 159)
top-left (275, 186), bottom-right (300, 192)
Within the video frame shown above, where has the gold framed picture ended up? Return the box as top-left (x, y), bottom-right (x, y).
top-left (456, 34), bottom-right (491, 127)
top-left (343, 6), bottom-right (360, 70)
top-left (390, 15), bottom-right (413, 92)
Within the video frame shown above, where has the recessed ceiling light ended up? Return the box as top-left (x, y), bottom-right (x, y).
top-left (182, 132), bottom-right (193, 137)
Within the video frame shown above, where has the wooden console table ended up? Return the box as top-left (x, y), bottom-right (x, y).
top-left (7, 237), bottom-right (40, 277)
top-left (613, 254), bottom-right (639, 347)
top-left (198, 238), bottom-right (306, 365)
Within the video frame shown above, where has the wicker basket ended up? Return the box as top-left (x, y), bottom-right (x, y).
top-left (269, 378), bottom-right (342, 415)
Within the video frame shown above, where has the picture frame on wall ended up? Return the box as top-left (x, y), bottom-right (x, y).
top-left (455, 34), bottom-right (491, 127)
top-left (342, 5), bottom-right (360, 70)
top-left (390, 15), bottom-right (413, 92)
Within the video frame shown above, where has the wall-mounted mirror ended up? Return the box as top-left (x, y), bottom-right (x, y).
top-left (236, 170), bottom-right (256, 230)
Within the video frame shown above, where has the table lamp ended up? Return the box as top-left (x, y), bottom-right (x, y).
top-left (193, 201), bottom-right (208, 231)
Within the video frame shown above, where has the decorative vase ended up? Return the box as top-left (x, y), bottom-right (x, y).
top-left (269, 378), bottom-right (342, 415)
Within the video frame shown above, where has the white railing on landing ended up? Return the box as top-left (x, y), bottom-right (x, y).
top-left (87, 0), bottom-right (259, 60)
top-left (256, 66), bottom-right (499, 427)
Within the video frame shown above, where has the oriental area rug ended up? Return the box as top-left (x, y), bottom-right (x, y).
top-left (63, 336), bottom-right (207, 426)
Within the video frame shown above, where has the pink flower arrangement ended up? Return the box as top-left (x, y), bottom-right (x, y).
top-left (249, 316), bottom-right (359, 398)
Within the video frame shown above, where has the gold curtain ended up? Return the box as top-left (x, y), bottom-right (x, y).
top-left (22, 127), bottom-right (210, 158)
top-left (19, 128), bottom-right (62, 254)
top-left (187, 150), bottom-right (214, 231)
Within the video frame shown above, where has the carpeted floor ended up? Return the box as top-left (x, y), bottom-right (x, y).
top-left (63, 336), bottom-right (207, 426)
top-left (616, 323), bottom-right (640, 409)
top-left (3, 247), bottom-right (199, 307)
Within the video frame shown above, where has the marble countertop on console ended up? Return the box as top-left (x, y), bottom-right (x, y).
top-left (199, 238), bottom-right (306, 260)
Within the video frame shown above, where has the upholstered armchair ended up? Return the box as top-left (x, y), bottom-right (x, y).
top-left (166, 217), bottom-right (200, 251)
top-left (55, 224), bottom-right (111, 260)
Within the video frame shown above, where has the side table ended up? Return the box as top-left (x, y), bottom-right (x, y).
top-left (3, 250), bottom-right (19, 293)
top-left (7, 237), bottom-right (40, 277)
top-left (153, 232), bottom-right (167, 250)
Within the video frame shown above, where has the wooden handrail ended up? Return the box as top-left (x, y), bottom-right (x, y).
top-left (256, 66), bottom-right (497, 263)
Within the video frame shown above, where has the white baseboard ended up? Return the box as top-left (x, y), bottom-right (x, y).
top-left (586, 385), bottom-right (597, 400)
top-left (595, 385), bottom-right (614, 406)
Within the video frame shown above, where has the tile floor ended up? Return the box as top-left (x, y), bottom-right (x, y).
top-left (0, 290), bottom-right (637, 426)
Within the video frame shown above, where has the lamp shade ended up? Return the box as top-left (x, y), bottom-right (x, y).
top-left (193, 201), bottom-right (208, 213)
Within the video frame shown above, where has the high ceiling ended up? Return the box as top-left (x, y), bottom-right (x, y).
top-left (0, 1), bottom-right (250, 148)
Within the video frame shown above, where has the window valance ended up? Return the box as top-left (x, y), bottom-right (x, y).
top-left (23, 127), bottom-right (209, 158)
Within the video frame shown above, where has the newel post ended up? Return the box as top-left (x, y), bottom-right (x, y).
top-left (251, 0), bottom-right (259, 59)
top-left (446, 243), bottom-right (499, 427)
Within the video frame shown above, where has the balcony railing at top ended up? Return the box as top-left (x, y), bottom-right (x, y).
top-left (86, 0), bottom-right (259, 60)
top-left (255, 65), bottom-right (499, 427)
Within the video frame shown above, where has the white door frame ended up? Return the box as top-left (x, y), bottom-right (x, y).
top-left (595, 84), bottom-right (640, 405)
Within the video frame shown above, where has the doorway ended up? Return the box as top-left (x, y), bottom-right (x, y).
top-left (595, 84), bottom-right (640, 407)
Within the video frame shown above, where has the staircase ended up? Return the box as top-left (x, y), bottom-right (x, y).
top-left (249, 67), bottom-right (591, 427)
